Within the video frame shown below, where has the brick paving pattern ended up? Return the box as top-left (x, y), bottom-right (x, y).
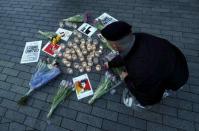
top-left (0, 0), bottom-right (199, 131)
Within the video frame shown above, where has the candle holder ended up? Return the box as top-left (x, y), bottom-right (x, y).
top-left (87, 61), bottom-right (93, 66)
top-left (80, 43), bottom-right (85, 49)
top-left (82, 49), bottom-right (87, 55)
top-left (77, 32), bottom-right (82, 38)
top-left (62, 58), bottom-right (68, 64)
top-left (87, 56), bottom-right (92, 61)
top-left (60, 43), bottom-right (66, 49)
top-left (79, 66), bottom-right (84, 72)
top-left (90, 52), bottom-right (95, 57)
top-left (93, 57), bottom-right (99, 64)
top-left (87, 45), bottom-right (92, 52)
top-left (87, 37), bottom-right (92, 43)
top-left (65, 61), bottom-right (71, 67)
top-left (93, 39), bottom-right (98, 45)
top-left (85, 66), bottom-right (91, 72)
top-left (99, 45), bottom-right (103, 50)
top-left (98, 49), bottom-right (103, 55)
top-left (72, 43), bottom-right (78, 49)
top-left (82, 61), bottom-right (87, 67)
top-left (72, 54), bottom-right (77, 60)
top-left (96, 64), bottom-right (101, 71)
top-left (66, 68), bottom-right (73, 74)
top-left (95, 51), bottom-right (100, 57)
top-left (63, 52), bottom-right (68, 58)
top-left (74, 37), bottom-right (79, 43)
top-left (70, 48), bottom-right (75, 54)
top-left (65, 48), bottom-right (71, 54)
top-left (91, 44), bottom-right (96, 50)
top-left (73, 30), bottom-right (78, 36)
top-left (73, 62), bottom-right (79, 69)
top-left (66, 54), bottom-right (72, 60)
top-left (67, 41), bottom-right (73, 47)
top-left (79, 56), bottom-right (84, 61)
top-left (80, 38), bottom-right (86, 44)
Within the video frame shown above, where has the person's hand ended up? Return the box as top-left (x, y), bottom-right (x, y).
top-left (104, 62), bottom-right (109, 70)
top-left (120, 71), bottom-right (128, 80)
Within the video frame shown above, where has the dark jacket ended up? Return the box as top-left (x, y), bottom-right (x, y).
top-left (108, 33), bottom-right (189, 106)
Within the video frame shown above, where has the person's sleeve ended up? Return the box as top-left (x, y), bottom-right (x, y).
top-left (108, 55), bottom-right (125, 68)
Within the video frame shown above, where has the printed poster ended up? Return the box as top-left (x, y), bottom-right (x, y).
top-left (42, 41), bottom-right (61, 57)
top-left (96, 13), bottom-right (118, 27)
top-left (55, 28), bottom-right (72, 42)
top-left (78, 23), bottom-right (97, 37)
top-left (20, 41), bottom-right (42, 64)
top-left (73, 74), bottom-right (93, 100)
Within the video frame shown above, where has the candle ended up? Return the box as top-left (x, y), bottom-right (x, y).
top-left (67, 41), bottom-right (73, 47)
top-left (87, 37), bottom-right (92, 43)
top-left (72, 54), bottom-right (77, 60)
top-left (93, 39), bottom-right (98, 45)
top-left (98, 49), bottom-right (103, 55)
top-left (86, 66), bottom-right (91, 72)
top-left (79, 66), bottom-right (84, 72)
top-left (73, 62), bottom-right (79, 69)
top-left (62, 58), bottom-right (68, 64)
top-left (80, 38), bottom-right (86, 44)
top-left (91, 44), bottom-right (96, 50)
top-left (93, 57), bottom-right (99, 64)
top-left (60, 43), bottom-right (66, 49)
top-left (73, 30), bottom-right (78, 35)
top-left (88, 61), bottom-right (93, 66)
top-left (82, 49), bottom-right (87, 55)
top-left (65, 48), bottom-right (71, 54)
top-left (87, 56), bottom-right (92, 61)
top-left (82, 61), bottom-right (87, 67)
top-left (96, 64), bottom-right (101, 71)
top-left (67, 68), bottom-right (73, 74)
top-left (77, 32), bottom-right (82, 38)
top-left (79, 56), bottom-right (84, 61)
top-left (70, 48), bottom-right (75, 54)
top-left (95, 51), bottom-right (100, 57)
top-left (65, 61), bottom-right (71, 67)
top-left (74, 37), bottom-right (79, 43)
top-left (80, 43), bottom-right (85, 49)
top-left (66, 54), bottom-right (72, 60)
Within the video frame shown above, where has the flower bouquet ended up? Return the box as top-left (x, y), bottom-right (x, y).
top-left (88, 71), bottom-right (122, 104)
top-left (47, 80), bottom-right (74, 118)
top-left (17, 59), bottom-right (61, 105)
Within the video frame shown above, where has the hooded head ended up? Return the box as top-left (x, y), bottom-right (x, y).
top-left (101, 21), bottom-right (135, 57)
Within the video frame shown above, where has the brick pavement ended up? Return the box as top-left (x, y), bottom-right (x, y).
top-left (0, 0), bottom-right (199, 131)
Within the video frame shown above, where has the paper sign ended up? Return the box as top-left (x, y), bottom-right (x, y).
top-left (20, 41), bottom-right (42, 64)
top-left (78, 23), bottom-right (97, 37)
top-left (96, 13), bottom-right (118, 27)
top-left (42, 42), bottom-right (61, 57)
top-left (73, 74), bottom-right (93, 100)
top-left (55, 28), bottom-right (72, 42)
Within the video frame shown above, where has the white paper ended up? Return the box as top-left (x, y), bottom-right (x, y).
top-left (78, 23), bottom-right (97, 37)
top-left (73, 74), bottom-right (93, 100)
top-left (55, 28), bottom-right (72, 42)
top-left (20, 41), bottom-right (42, 64)
top-left (96, 13), bottom-right (118, 27)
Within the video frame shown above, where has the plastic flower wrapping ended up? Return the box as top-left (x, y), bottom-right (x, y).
top-left (47, 80), bottom-right (74, 118)
top-left (17, 59), bottom-right (61, 105)
top-left (88, 71), bottom-right (122, 104)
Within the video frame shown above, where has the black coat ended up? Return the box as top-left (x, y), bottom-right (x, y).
top-left (108, 33), bottom-right (189, 106)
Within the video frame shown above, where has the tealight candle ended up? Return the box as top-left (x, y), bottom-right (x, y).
top-left (98, 49), bottom-right (103, 55)
top-left (67, 41), bottom-right (73, 47)
top-left (67, 68), bottom-right (73, 74)
top-left (85, 66), bottom-right (91, 72)
top-left (91, 44), bottom-right (96, 50)
top-left (87, 37), bottom-right (92, 43)
top-left (73, 62), bottom-right (79, 69)
top-left (66, 54), bottom-right (72, 60)
top-left (82, 61), bottom-right (87, 67)
top-left (87, 56), bottom-right (92, 61)
top-left (96, 64), bottom-right (101, 71)
top-left (77, 32), bottom-right (82, 38)
top-left (74, 37), bottom-right (79, 43)
top-left (70, 48), bottom-right (75, 54)
top-left (95, 51), bottom-right (100, 57)
top-left (93, 39), bottom-right (98, 45)
top-left (88, 61), bottom-right (93, 66)
top-left (62, 58), bottom-right (68, 64)
top-left (80, 38), bottom-right (85, 44)
top-left (79, 66), bottom-right (84, 72)
top-left (99, 45), bottom-right (103, 50)
top-left (79, 56), bottom-right (84, 61)
top-left (73, 30), bottom-right (78, 35)
top-left (65, 61), bottom-right (71, 67)
top-left (87, 46), bottom-right (92, 52)
top-left (82, 49), bottom-right (87, 55)
top-left (65, 48), bottom-right (71, 54)
top-left (72, 54), bottom-right (77, 60)
top-left (93, 57), bottom-right (99, 64)
top-left (60, 43), bottom-right (66, 49)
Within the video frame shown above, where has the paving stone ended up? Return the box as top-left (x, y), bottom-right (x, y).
top-left (107, 101), bottom-right (133, 115)
top-left (2, 68), bottom-right (19, 76)
top-left (178, 109), bottom-right (199, 123)
top-left (61, 118), bottom-right (87, 131)
top-left (5, 110), bottom-right (26, 123)
top-left (38, 111), bottom-right (62, 126)
top-left (18, 71), bottom-right (32, 80)
top-left (0, 60), bottom-right (15, 68)
top-left (45, 124), bottom-right (69, 131)
top-left (134, 110), bottom-right (163, 124)
top-left (9, 122), bottom-right (26, 131)
top-left (32, 99), bottom-right (50, 112)
top-left (0, 74), bottom-right (7, 81)
top-left (0, 123), bottom-right (9, 131)
top-left (6, 76), bottom-right (24, 86)
top-left (19, 106), bottom-right (40, 118)
top-left (87, 126), bottom-right (104, 131)
top-left (0, 99), bottom-right (19, 111)
top-left (102, 119), bottom-right (131, 131)
top-left (55, 106), bottom-right (77, 120)
top-left (147, 122), bottom-right (177, 131)
top-left (0, 81), bottom-right (11, 90)
top-left (10, 85), bottom-right (29, 95)
top-left (68, 100), bottom-right (92, 113)
top-left (118, 113), bottom-right (146, 130)
top-left (91, 106), bottom-right (118, 121)
top-left (0, 106), bottom-right (7, 117)
top-left (31, 91), bottom-right (48, 101)
top-left (163, 115), bottom-right (195, 131)
top-left (76, 112), bottom-right (103, 128)
top-left (24, 116), bottom-right (47, 131)
top-left (0, 89), bottom-right (16, 100)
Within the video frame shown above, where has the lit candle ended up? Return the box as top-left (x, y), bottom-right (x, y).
top-left (87, 37), bottom-right (92, 43)
top-left (66, 54), bottom-right (72, 60)
top-left (79, 56), bottom-right (84, 61)
top-left (77, 32), bottom-right (82, 38)
top-left (74, 37), bottom-right (79, 43)
top-left (80, 38), bottom-right (85, 44)
top-left (67, 41), bottom-right (73, 47)
top-left (73, 30), bottom-right (78, 35)
top-left (72, 54), bottom-right (77, 60)
top-left (85, 66), bottom-right (91, 72)
top-left (82, 61), bottom-right (87, 67)
top-left (93, 39), bottom-right (98, 45)
top-left (95, 51), bottom-right (100, 57)
top-left (67, 68), bottom-right (73, 74)
top-left (96, 64), bottom-right (101, 71)
top-left (88, 61), bottom-right (93, 66)
top-left (62, 58), bottom-right (68, 64)
top-left (65, 48), bottom-right (71, 54)
top-left (65, 61), bottom-right (71, 67)
top-left (82, 49), bottom-right (87, 55)
top-left (93, 57), bottom-right (99, 64)
top-left (79, 66), bottom-right (84, 72)
top-left (70, 48), bottom-right (75, 54)
top-left (60, 43), bottom-right (66, 49)
top-left (73, 62), bottom-right (79, 69)
top-left (92, 44), bottom-right (96, 50)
